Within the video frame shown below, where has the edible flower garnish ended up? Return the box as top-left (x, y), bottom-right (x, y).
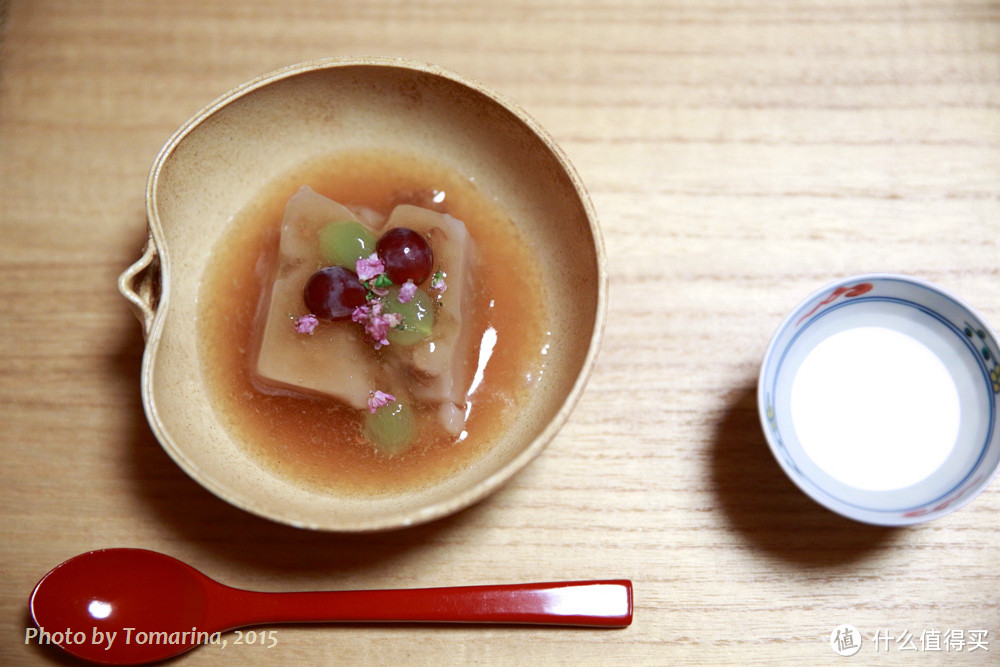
top-left (356, 253), bottom-right (385, 282)
top-left (367, 390), bottom-right (396, 413)
top-left (369, 272), bottom-right (393, 297)
top-left (398, 280), bottom-right (417, 303)
top-left (357, 253), bottom-right (394, 297)
top-left (293, 313), bottom-right (319, 334)
top-left (352, 301), bottom-right (403, 349)
top-left (430, 269), bottom-right (447, 293)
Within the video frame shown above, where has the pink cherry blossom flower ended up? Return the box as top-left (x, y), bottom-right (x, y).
top-left (352, 301), bottom-right (403, 349)
top-left (398, 280), bottom-right (417, 303)
top-left (430, 270), bottom-right (447, 293)
top-left (356, 253), bottom-right (385, 282)
top-left (351, 304), bottom-right (370, 323)
top-left (293, 313), bottom-right (319, 334)
top-left (368, 390), bottom-right (396, 413)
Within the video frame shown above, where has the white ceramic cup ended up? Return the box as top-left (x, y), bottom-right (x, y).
top-left (758, 274), bottom-right (1000, 525)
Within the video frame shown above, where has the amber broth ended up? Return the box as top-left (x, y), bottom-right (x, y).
top-left (197, 150), bottom-right (548, 496)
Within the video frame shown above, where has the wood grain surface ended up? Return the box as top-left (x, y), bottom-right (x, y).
top-left (2, 1), bottom-right (999, 664)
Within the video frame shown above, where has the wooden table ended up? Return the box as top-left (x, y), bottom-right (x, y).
top-left (3, 1), bottom-right (999, 664)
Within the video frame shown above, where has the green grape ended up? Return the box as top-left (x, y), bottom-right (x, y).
top-left (382, 286), bottom-right (434, 346)
top-left (319, 220), bottom-right (376, 268)
top-left (364, 400), bottom-right (415, 455)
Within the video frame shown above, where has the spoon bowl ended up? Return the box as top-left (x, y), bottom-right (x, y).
top-left (30, 549), bottom-right (632, 665)
top-left (30, 550), bottom-right (217, 664)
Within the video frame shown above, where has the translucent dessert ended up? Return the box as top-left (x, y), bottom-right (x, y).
top-left (254, 186), bottom-right (476, 454)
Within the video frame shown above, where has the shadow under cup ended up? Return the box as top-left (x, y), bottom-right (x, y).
top-left (758, 274), bottom-right (1000, 526)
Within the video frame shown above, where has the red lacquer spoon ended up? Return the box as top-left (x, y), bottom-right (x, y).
top-left (29, 548), bottom-right (632, 664)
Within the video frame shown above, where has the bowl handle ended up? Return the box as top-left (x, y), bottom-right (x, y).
top-left (118, 234), bottom-right (160, 337)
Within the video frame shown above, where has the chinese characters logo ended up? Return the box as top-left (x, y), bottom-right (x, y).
top-left (830, 626), bottom-right (989, 657)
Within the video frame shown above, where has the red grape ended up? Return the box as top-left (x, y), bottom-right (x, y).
top-left (303, 266), bottom-right (367, 320)
top-left (376, 227), bottom-right (433, 285)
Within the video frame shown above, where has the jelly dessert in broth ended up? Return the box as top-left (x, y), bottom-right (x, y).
top-left (197, 151), bottom-right (549, 495)
top-left (256, 185), bottom-right (476, 448)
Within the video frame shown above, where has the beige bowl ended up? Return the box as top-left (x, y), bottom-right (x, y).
top-left (119, 57), bottom-right (606, 531)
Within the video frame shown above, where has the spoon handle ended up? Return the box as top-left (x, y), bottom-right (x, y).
top-left (219, 580), bottom-right (632, 629)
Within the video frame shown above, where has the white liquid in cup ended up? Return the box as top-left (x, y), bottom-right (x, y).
top-left (790, 326), bottom-right (961, 491)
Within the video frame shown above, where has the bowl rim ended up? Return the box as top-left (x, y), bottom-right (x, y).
top-left (756, 272), bottom-right (1000, 526)
top-left (136, 56), bottom-right (609, 531)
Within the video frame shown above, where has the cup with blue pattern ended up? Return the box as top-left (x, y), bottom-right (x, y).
top-left (758, 274), bottom-right (1000, 525)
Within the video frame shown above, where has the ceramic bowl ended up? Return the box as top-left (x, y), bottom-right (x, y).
top-left (758, 274), bottom-right (1000, 525)
top-left (119, 57), bottom-right (606, 531)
